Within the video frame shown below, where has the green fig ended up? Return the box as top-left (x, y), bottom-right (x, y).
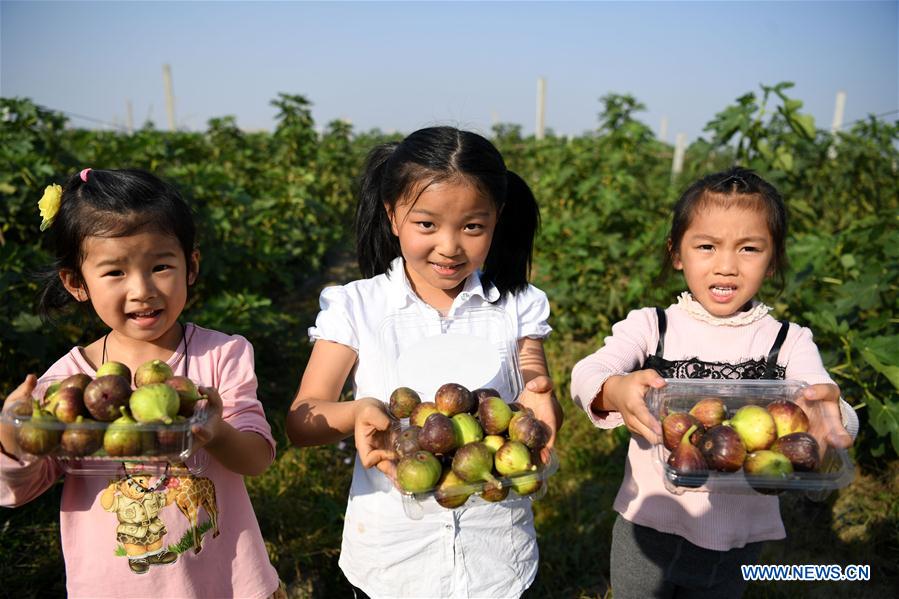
top-left (103, 407), bottom-right (144, 457)
top-left (434, 468), bottom-right (472, 509)
top-left (15, 400), bottom-right (62, 455)
top-left (165, 376), bottom-right (200, 417)
top-left (509, 471), bottom-right (542, 496)
top-left (410, 402), bottom-right (439, 428)
top-left (129, 383), bottom-right (179, 424)
top-left (397, 450), bottom-right (442, 493)
top-left (494, 440), bottom-right (536, 476)
top-left (133, 359), bottom-right (173, 387)
top-left (477, 396), bottom-right (513, 435)
top-left (451, 442), bottom-right (498, 485)
top-left (482, 434), bottom-right (505, 454)
top-left (726, 405), bottom-right (776, 452)
top-left (451, 413), bottom-right (484, 446)
top-left (766, 400), bottom-right (810, 438)
top-left (389, 387), bottom-right (421, 419)
top-left (95, 361), bottom-right (132, 382)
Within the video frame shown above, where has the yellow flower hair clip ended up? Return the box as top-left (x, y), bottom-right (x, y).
top-left (38, 183), bottom-right (63, 231)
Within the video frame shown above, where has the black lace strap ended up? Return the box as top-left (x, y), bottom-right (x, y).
top-left (654, 307), bottom-right (667, 358)
top-left (765, 320), bottom-right (790, 378)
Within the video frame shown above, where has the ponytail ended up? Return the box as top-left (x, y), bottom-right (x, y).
top-left (355, 143), bottom-right (401, 278)
top-left (482, 170), bottom-right (539, 297)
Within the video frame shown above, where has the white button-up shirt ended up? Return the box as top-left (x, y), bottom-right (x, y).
top-left (309, 257), bottom-right (551, 598)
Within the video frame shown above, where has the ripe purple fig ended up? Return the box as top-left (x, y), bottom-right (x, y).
top-left (83, 375), bottom-right (131, 422)
top-left (478, 396), bottom-right (513, 435)
top-left (508, 413), bottom-right (549, 450)
top-left (418, 413), bottom-right (457, 455)
top-left (472, 388), bottom-right (501, 404)
top-left (395, 426), bottom-right (422, 458)
top-left (133, 359), bottom-right (173, 387)
top-left (434, 468), bottom-right (472, 508)
top-left (396, 450), bottom-right (442, 493)
top-left (60, 416), bottom-right (103, 457)
top-left (766, 400), bottom-right (810, 438)
top-left (666, 424), bottom-right (708, 487)
top-left (389, 387), bottom-right (422, 419)
top-left (60, 373), bottom-right (92, 392)
top-left (689, 397), bottom-right (727, 428)
top-left (771, 432), bottom-right (820, 472)
top-left (661, 412), bottom-right (703, 451)
top-left (480, 479), bottom-right (509, 502)
top-left (15, 400), bottom-right (62, 455)
top-left (166, 376), bottom-right (201, 417)
top-left (727, 404), bottom-right (776, 452)
top-left (699, 425), bottom-right (746, 472)
top-left (52, 386), bottom-right (86, 424)
top-left (410, 402), bottom-right (439, 428)
top-left (435, 383), bottom-right (474, 417)
top-left (156, 415), bottom-right (188, 454)
top-left (451, 442), bottom-right (498, 485)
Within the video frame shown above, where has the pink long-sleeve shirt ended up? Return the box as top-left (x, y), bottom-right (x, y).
top-left (570, 302), bottom-right (856, 551)
top-left (1, 324), bottom-right (279, 598)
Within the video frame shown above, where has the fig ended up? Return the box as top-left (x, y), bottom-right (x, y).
top-left (133, 359), bottom-right (173, 387)
top-left (418, 413), bottom-right (457, 455)
top-left (435, 383), bottom-right (474, 417)
top-left (103, 407), bottom-right (144, 457)
top-left (60, 373), bottom-right (92, 392)
top-left (389, 387), bottom-right (421, 419)
top-left (52, 386), bottom-right (86, 423)
top-left (766, 400), bottom-right (810, 437)
top-left (395, 426), bottom-right (422, 458)
top-left (83, 375), bottom-right (131, 422)
top-left (508, 413), bottom-right (549, 450)
top-left (495, 440), bottom-right (536, 476)
top-left (15, 400), bottom-right (62, 455)
top-left (129, 383), bottom-right (179, 424)
top-left (472, 388), bottom-right (501, 404)
top-left (661, 412), bottom-right (703, 451)
top-left (482, 434), bottom-right (505, 454)
top-left (478, 396), bottom-right (513, 434)
top-left (451, 413), bottom-right (484, 446)
top-left (699, 425), bottom-right (746, 472)
top-left (727, 404), bottom-right (776, 452)
top-left (480, 479), bottom-right (510, 502)
top-left (156, 415), bottom-right (188, 454)
top-left (666, 424), bottom-right (708, 487)
top-left (396, 450), bottom-right (442, 493)
top-left (410, 402), bottom-right (439, 428)
top-left (166, 376), bottom-right (202, 417)
top-left (689, 397), bottom-right (727, 428)
top-left (60, 416), bottom-right (103, 457)
top-left (771, 432), bottom-right (820, 472)
top-left (434, 468), bottom-right (472, 508)
top-left (95, 361), bottom-right (132, 382)
top-left (451, 442), bottom-right (498, 485)
top-left (744, 450), bottom-right (793, 494)
top-left (509, 471), bottom-right (542, 496)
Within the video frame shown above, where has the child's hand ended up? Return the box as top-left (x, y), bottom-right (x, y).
top-left (0, 375), bottom-right (37, 461)
top-left (601, 370), bottom-right (665, 445)
top-left (190, 386), bottom-right (225, 450)
top-left (353, 397), bottom-right (398, 483)
top-left (795, 383), bottom-right (852, 452)
top-left (516, 375), bottom-right (562, 465)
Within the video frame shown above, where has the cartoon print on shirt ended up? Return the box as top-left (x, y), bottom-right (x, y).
top-left (101, 463), bottom-right (220, 575)
top-left (100, 471), bottom-right (178, 575)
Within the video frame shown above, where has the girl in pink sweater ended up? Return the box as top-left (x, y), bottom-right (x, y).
top-left (0, 169), bottom-right (281, 598)
top-left (570, 167), bottom-right (856, 598)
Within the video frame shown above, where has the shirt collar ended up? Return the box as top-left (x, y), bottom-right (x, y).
top-left (386, 257), bottom-right (500, 311)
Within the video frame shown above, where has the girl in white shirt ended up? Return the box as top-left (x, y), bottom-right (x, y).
top-left (286, 126), bottom-right (563, 598)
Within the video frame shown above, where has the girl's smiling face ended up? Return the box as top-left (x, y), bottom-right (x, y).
top-left (387, 179), bottom-right (498, 311)
top-left (672, 203), bottom-right (774, 317)
top-left (61, 229), bottom-right (199, 350)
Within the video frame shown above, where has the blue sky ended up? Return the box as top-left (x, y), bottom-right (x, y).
top-left (2, 1), bottom-right (897, 141)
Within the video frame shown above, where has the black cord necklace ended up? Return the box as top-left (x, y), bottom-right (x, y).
top-left (100, 322), bottom-right (191, 375)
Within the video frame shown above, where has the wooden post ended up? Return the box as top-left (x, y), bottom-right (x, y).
top-left (671, 133), bottom-right (687, 179)
top-left (659, 115), bottom-right (668, 143)
top-left (126, 99), bottom-right (134, 134)
top-left (163, 64), bottom-right (176, 131)
top-left (828, 90), bottom-right (846, 159)
top-left (536, 77), bottom-right (545, 140)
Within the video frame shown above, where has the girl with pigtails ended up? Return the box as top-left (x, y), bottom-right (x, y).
top-left (286, 126), bottom-right (563, 598)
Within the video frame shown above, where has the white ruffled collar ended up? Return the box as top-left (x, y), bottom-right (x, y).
top-left (675, 291), bottom-right (772, 326)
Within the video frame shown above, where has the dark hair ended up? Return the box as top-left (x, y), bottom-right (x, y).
top-left (665, 166), bottom-right (788, 291)
top-left (355, 126), bottom-right (539, 297)
top-left (39, 168), bottom-right (196, 318)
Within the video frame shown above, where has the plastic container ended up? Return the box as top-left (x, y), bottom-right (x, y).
top-left (378, 306), bottom-right (557, 518)
top-left (646, 379), bottom-right (854, 497)
top-left (1, 374), bottom-right (209, 474)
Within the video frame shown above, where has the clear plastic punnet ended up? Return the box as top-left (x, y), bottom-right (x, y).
top-left (1, 374), bottom-right (209, 475)
top-left (378, 306), bottom-right (558, 519)
top-left (646, 379), bottom-right (854, 497)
